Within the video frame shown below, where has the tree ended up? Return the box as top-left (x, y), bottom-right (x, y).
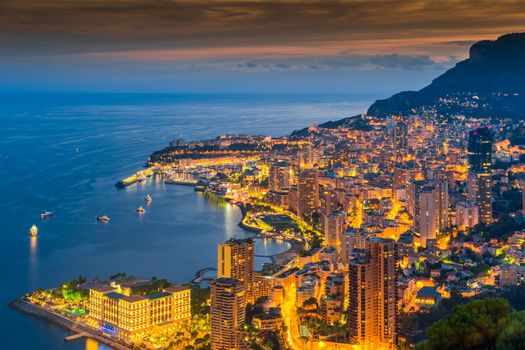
top-left (496, 311), bottom-right (525, 350)
top-left (421, 298), bottom-right (510, 350)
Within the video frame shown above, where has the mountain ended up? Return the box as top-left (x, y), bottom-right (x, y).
top-left (367, 33), bottom-right (525, 119)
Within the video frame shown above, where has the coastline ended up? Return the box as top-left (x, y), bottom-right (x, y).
top-left (235, 201), bottom-right (303, 265)
top-left (9, 298), bottom-right (136, 350)
top-left (10, 183), bottom-right (302, 348)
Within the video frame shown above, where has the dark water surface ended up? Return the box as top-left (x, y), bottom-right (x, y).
top-left (0, 93), bottom-right (373, 349)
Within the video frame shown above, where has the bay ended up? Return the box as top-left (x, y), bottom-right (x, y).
top-left (0, 93), bottom-right (374, 349)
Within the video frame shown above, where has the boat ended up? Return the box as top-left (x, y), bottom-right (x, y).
top-left (137, 174), bottom-right (147, 182)
top-left (40, 211), bottom-right (55, 219)
top-left (137, 206), bottom-right (145, 213)
top-left (145, 194), bottom-right (152, 203)
top-left (29, 224), bottom-right (38, 237)
top-left (96, 216), bottom-right (110, 223)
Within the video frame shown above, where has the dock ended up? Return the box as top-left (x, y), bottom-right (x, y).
top-left (65, 332), bottom-right (87, 342)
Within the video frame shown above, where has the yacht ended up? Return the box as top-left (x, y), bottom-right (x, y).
top-left (40, 211), bottom-right (55, 219)
top-left (29, 224), bottom-right (38, 237)
top-left (96, 216), bottom-right (110, 223)
top-left (145, 194), bottom-right (152, 203)
top-left (137, 206), bottom-right (145, 213)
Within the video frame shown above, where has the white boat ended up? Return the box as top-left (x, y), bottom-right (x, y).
top-left (40, 211), bottom-right (55, 219)
top-left (96, 216), bottom-right (110, 223)
top-left (137, 174), bottom-right (147, 182)
top-left (29, 224), bottom-right (38, 237)
top-left (145, 194), bottom-right (152, 203)
top-left (137, 206), bottom-right (145, 213)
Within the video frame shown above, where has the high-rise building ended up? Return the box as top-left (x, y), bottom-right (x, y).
top-left (348, 252), bottom-right (373, 347)
top-left (217, 238), bottom-right (254, 304)
top-left (393, 121), bottom-right (408, 161)
top-left (411, 179), bottom-right (449, 247)
top-left (467, 172), bottom-right (479, 203)
top-left (419, 187), bottom-right (437, 248)
top-left (455, 201), bottom-right (479, 230)
top-left (408, 180), bottom-right (426, 223)
top-left (476, 172), bottom-right (493, 224)
top-left (210, 278), bottom-right (246, 350)
top-left (297, 169), bottom-right (319, 218)
top-left (320, 188), bottom-right (340, 216)
top-left (432, 179), bottom-right (449, 232)
top-left (268, 161), bottom-right (290, 191)
top-left (348, 238), bottom-right (398, 350)
top-left (468, 127), bottom-right (492, 173)
top-left (322, 210), bottom-right (346, 257)
top-left (397, 230), bottom-right (414, 258)
top-left (468, 127), bottom-right (493, 224)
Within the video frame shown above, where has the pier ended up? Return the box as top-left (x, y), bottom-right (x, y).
top-left (191, 267), bottom-right (217, 285)
top-left (64, 332), bottom-right (87, 342)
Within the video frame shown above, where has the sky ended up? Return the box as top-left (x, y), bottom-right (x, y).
top-left (1, 0), bottom-right (524, 94)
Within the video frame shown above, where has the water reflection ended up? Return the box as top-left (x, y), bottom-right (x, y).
top-left (29, 236), bottom-right (38, 260)
top-left (85, 338), bottom-right (112, 350)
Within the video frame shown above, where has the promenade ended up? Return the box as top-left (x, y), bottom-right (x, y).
top-left (10, 298), bottom-right (138, 350)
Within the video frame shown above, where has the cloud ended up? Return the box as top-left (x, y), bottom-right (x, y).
top-left (1, 0), bottom-right (525, 58)
top-left (161, 53), bottom-right (458, 72)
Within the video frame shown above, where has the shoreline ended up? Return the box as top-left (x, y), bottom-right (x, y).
top-left (9, 298), bottom-right (137, 350)
top-left (10, 183), bottom-right (303, 349)
top-left (234, 200), bottom-right (303, 265)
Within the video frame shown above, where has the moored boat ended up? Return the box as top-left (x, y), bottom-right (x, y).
top-left (29, 224), bottom-right (38, 237)
top-left (40, 211), bottom-right (55, 219)
top-left (96, 215), bottom-right (110, 223)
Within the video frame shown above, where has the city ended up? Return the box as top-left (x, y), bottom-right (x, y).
top-left (3, 2), bottom-right (525, 350)
top-left (14, 108), bottom-right (525, 349)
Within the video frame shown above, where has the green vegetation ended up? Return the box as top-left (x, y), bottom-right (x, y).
top-left (185, 284), bottom-right (210, 315)
top-left (416, 298), bottom-right (525, 350)
top-left (60, 276), bottom-right (88, 301)
top-left (471, 216), bottom-right (525, 242)
top-left (132, 278), bottom-right (172, 296)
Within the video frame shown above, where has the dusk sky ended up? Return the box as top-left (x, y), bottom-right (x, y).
top-left (1, 0), bottom-right (525, 93)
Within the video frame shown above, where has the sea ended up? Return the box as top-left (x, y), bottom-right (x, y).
top-left (0, 93), bottom-right (375, 349)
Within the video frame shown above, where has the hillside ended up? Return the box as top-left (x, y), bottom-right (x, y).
top-left (367, 33), bottom-right (525, 119)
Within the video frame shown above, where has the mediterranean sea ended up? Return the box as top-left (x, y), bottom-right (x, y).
top-left (0, 93), bottom-right (375, 349)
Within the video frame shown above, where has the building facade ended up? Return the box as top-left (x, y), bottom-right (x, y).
top-left (348, 238), bottom-right (398, 350)
top-left (218, 238), bottom-right (255, 304)
top-left (210, 278), bottom-right (246, 350)
top-left (88, 284), bottom-right (191, 340)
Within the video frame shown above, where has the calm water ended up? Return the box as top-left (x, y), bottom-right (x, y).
top-left (0, 93), bottom-right (373, 349)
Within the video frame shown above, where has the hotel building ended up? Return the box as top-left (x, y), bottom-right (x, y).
top-left (88, 284), bottom-right (191, 340)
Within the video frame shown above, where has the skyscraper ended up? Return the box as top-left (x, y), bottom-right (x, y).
top-left (393, 121), bottom-right (408, 161)
top-left (217, 238), bottom-right (254, 304)
top-left (468, 127), bottom-right (493, 224)
top-left (268, 161), bottom-right (290, 191)
top-left (210, 278), bottom-right (246, 350)
top-left (297, 169), bottom-right (319, 218)
top-left (411, 179), bottom-right (449, 247)
top-left (348, 238), bottom-right (398, 350)
top-left (468, 127), bottom-right (492, 173)
top-left (419, 186), bottom-right (437, 248)
top-left (322, 210), bottom-right (347, 257)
